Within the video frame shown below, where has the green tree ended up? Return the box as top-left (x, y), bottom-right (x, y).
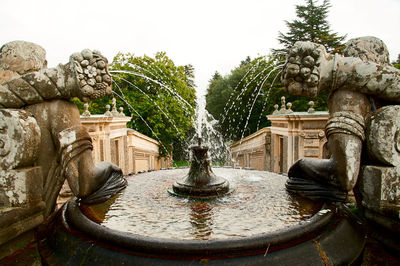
top-left (207, 0), bottom-right (345, 142)
top-left (183, 64), bottom-right (196, 89)
top-left (206, 56), bottom-right (283, 141)
top-left (206, 55), bottom-right (330, 142)
top-left (75, 52), bottom-right (196, 157)
top-left (275, 0), bottom-right (346, 56)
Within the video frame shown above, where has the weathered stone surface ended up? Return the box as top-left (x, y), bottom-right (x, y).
top-left (359, 165), bottom-right (399, 218)
top-left (0, 41), bottom-right (46, 75)
top-left (0, 167), bottom-right (43, 207)
top-left (282, 36), bottom-right (400, 195)
top-left (0, 42), bottom-right (113, 108)
top-left (343, 37), bottom-right (390, 65)
top-left (0, 109), bottom-right (40, 170)
top-left (0, 201), bottom-right (45, 260)
top-left (0, 40), bottom-right (122, 260)
top-left (367, 105), bottom-right (400, 166)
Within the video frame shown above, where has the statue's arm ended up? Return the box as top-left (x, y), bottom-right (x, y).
top-left (50, 100), bottom-right (122, 198)
top-left (281, 41), bottom-right (400, 102)
top-left (0, 49), bottom-right (112, 108)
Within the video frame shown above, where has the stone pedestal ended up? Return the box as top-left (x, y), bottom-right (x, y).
top-left (0, 167), bottom-right (45, 260)
top-left (359, 166), bottom-right (399, 215)
top-left (357, 106), bottom-right (400, 251)
top-left (358, 165), bottom-right (400, 251)
top-left (0, 109), bottom-right (45, 260)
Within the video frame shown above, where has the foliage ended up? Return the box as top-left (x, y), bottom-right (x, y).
top-left (274, 0), bottom-right (346, 56)
top-left (206, 55), bottom-right (330, 142)
top-left (393, 54), bottom-right (400, 69)
top-left (206, 56), bottom-right (280, 141)
top-left (172, 161), bottom-right (190, 167)
top-left (76, 52), bottom-right (196, 157)
top-left (206, 0), bottom-right (346, 142)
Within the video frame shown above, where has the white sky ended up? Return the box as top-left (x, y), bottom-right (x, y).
top-left (1, 0), bottom-right (399, 94)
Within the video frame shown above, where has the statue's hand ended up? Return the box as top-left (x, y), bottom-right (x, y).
top-left (94, 161), bottom-right (122, 186)
top-left (281, 41), bottom-right (330, 98)
top-left (80, 161), bottom-right (127, 204)
top-left (70, 49), bottom-right (113, 102)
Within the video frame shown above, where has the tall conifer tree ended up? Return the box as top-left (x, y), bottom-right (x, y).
top-left (275, 0), bottom-right (346, 55)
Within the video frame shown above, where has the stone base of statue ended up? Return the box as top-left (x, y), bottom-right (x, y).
top-left (354, 106), bottom-right (400, 251)
top-left (170, 144), bottom-right (229, 199)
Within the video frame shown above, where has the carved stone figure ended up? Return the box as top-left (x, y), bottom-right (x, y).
top-left (0, 41), bottom-right (126, 216)
top-left (282, 37), bottom-right (400, 201)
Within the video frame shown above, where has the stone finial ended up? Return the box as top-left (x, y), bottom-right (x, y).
top-left (287, 102), bottom-right (293, 112)
top-left (111, 97), bottom-right (119, 117)
top-left (272, 104), bottom-right (279, 114)
top-left (308, 101), bottom-right (315, 113)
top-left (118, 107), bottom-right (125, 117)
top-left (272, 97), bottom-right (293, 115)
top-left (82, 103), bottom-right (91, 117)
top-left (104, 104), bottom-right (112, 116)
top-left (280, 96), bottom-right (287, 111)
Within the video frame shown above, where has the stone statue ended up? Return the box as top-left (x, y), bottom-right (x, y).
top-left (0, 41), bottom-right (126, 216)
top-left (281, 37), bottom-right (400, 201)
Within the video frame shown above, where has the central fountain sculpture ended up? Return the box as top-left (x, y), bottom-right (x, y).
top-left (170, 137), bottom-right (230, 198)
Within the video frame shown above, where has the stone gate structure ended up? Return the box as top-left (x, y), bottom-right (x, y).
top-left (231, 98), bottom-right (328, 173)
top-left (80, 101), bottom-right (172, 175)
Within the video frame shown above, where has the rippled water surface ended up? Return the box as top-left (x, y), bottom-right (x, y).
top-left (82, 168), bottom-right (321, 240)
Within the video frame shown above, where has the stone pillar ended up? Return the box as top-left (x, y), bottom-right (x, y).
top-left (282, 136), bottom-right (288, 173)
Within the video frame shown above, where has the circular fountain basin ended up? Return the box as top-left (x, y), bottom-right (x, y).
top-left (41, 168), bottom-right (365, 265)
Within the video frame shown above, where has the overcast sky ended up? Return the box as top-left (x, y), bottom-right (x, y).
top-left (1, 0), bottom-right (399, 94)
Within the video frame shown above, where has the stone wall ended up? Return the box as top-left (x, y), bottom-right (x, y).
top-left (231, 128), bottom-right (271, 171)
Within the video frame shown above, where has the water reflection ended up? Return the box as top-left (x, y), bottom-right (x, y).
top-left (189, 201), bottom-right (213, 239)
top-left (287, 193), bottom-right (322, 219)
top-left (81, 193), bottom-right (119, 223)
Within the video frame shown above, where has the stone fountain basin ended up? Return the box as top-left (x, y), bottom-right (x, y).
top-left (40, 169), bottom-right (366, 265)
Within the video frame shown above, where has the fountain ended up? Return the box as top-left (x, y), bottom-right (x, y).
top-left (7, 37), bottom-right (400, 264)
top-left (170, 137), bottom-right (230, 198)
top-left (37, 114), bottom-right (365, 264)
